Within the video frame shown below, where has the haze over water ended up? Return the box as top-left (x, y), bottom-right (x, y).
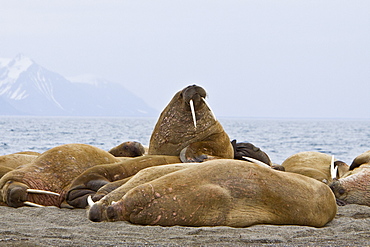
top-left (1, 116), bottom-right (369, 164)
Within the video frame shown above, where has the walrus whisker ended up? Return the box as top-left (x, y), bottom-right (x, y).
top-left (27, 189), bottom-right (60, 197)
top-left (189, 99), bottom-right (197, 128)
top-left (24, 201), bottom-right (45, 208)
top-left (242, 156), bottom-right (271, 169)
top-left (87, 195), bottom-right (95, 207)
top-left (330, 155), bottom-right (338, 180)
top-left (202, 97), bottom-right (216, 121)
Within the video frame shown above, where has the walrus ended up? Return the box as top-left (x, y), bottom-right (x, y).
top-left (87, 162), bottom-right (196, 222)
top-left (148, 85), bottom-right (234, 162)
top-left (65, 85), bottom-right (234, 208)
top-left (0, 144), bottom-right (120, 208)
top-left (108, 141), bottom-right (146, 157)
top-left (66, 155), bottom-right (181, 208)
top-left (87, 159), bottom-right (337, 227)
top-left (281, 151), bottom-right (340, 184)
top-left (330, 150), bottom-right (370, 206)
top-left (0, 153), bottom-right (40, 179)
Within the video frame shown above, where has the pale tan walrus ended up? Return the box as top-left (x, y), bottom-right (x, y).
top-left (87, 159), bottom-right (337, 227)
top-left (281, 151), bottom-right (349, 184)
top-left (0, 144), bottom-right (120, 208)
top-left (330, 150), bottom-right (370, 206)
top-left (0, 152), bottom-right (40, 179)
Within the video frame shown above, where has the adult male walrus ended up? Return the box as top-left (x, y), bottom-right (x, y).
top-left (148, 84), bottom-right (234, 162)
top-left (87, 159), bottom-right (337, 227)
top-left (0, 144), bottom-right (120, 208)
top-left (66, 85), bottom-right (233, 208)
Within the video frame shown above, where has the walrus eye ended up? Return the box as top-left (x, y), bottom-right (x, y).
top-left (338, 188), bottom-right (345, 195)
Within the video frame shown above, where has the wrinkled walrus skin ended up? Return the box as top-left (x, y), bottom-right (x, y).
top-left (92, 159), bottom-right (337, 227)
top-left (330, 150), bottom-right (370, 206)
top-left (0, 144), bottom-right (119, 208)
top-left (148, 85), bottom-right (234, 162)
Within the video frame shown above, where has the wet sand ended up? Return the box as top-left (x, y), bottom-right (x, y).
top-left (0, 204), bottom-right (369, 246)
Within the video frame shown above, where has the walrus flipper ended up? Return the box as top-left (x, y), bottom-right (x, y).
top-left (66, 155), bottom-right (181, 208)
top-left (92, 177), bottom-right (133, 202)
top-left (180, 132), bottom-right (234, 163)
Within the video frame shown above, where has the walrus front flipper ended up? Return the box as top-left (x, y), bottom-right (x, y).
top-left (92, 176), bottom-right (133, 202)
top-left (180, 132), bottom-right (234, 163)
top-left (66, 155), bottom-right (181, 208)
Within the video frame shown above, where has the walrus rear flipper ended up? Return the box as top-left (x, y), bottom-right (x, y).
top-left (66, 155), bottom-right (181, 208)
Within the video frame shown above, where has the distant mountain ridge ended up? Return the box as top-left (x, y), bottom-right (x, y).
top-left (0, 54), bottom-right (158, 117)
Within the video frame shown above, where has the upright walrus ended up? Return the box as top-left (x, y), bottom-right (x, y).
top-left (88, 159), bottom-right (337, 227)
top-left (66, 85), bottom-right (234, 208)
top-left (148, 85), bottom-right (234, 162)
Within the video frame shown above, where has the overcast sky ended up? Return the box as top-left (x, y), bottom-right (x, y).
top-left (1, 1), bottom-right (369, 119)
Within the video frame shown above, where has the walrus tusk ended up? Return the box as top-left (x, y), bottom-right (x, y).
top-left (27, 189), bottom-right (60, 197)
top-left (87, 195), bottom-right (95, 207)
top-left (202, 97), bottom-right (217, 121)
top-left (189, 99), bottom-right (197, 129)
top-left (330, 155), bottom-right (338, 180)
top-left (24, 201), bottom-right (45, 208)
top-left (242, 156), bottom-right (271, 169)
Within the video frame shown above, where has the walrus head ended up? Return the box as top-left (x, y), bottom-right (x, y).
top-left (0, 179), bottom-right (61, 208)
top-left (329, 165), bottom-right (370, 206)
top-left (148, 85), bottom-right (234, 162)
top-left (108, 141), bottom-right (146, 157)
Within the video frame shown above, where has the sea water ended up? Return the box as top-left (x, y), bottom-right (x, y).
top-left (0, 116), bottom-right (369, 164)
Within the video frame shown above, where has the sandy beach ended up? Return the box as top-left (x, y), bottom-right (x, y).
top-left (0, 204), bottom-right (369, 247)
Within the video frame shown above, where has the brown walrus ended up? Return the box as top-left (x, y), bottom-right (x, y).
top-left (330, 150), bottom-right (370, 206)
top-left (66, 155), bottom-right (181, 208)
top-left (108, 141), bottom-right (146, 157)
top-left (66, 85), bottom-right (234, 208)
top-left (0, 153), bottom-right (40, 179)
top-left (87, 159), bottom-right (337, 227)
top-left (0, 144), bottom-right (120, 208)
top-left (282, 151), bottom-right (340, 184)
top-left (148, 85), bottom-right (234, 162)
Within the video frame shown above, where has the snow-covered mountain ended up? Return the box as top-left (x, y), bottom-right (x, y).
top-left (0, 54), bottom-right (158, 117)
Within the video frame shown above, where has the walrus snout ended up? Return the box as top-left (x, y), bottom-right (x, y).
top-left (5, 181), bottom-right (28, 207)
top-left (88, 202), bottom-right (104, 222)
top-left (3, 181), bottom-right (60, 207)
top-left (182, 85), bottom-right (207, 105)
